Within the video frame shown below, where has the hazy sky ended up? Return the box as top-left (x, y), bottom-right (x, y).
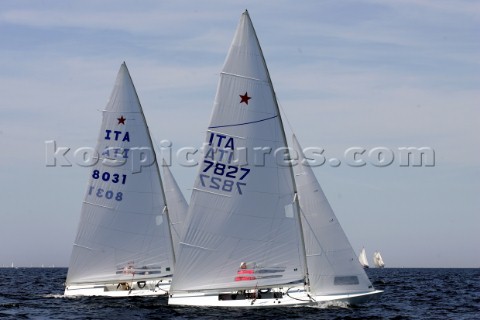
top-left (0, 0), bottom-right (478, 268)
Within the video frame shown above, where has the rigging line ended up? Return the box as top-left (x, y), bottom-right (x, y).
top-left (277, 101), bottom-right (295, 134)
top-left (208, 115), bottom-right (278, 129)
top-left (285, 286), bottom-right (315, 302)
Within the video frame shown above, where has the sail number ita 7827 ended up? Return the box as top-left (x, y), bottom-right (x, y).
top-left (200, 160), bottom-right (250, 194)
top-left (199, 132), bottom-right (251, 195)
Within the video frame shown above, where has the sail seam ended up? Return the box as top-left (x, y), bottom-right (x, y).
top-left (209, 115), bottom-right (278, 129)
top-left (207, 129), bottom-right (245, 139)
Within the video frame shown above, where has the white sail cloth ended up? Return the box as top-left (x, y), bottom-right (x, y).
top-left (359, 247), bottom-right (369, 268)
top-left (292, 135), bottom-right (374, 295)
top-left (65, 63), bottom-right (175, 285)
top-left (162, 163), bottom-right (189, 260)
top-left (171, 11), bottom-right (305, 292)
top-left (373, 251), bottom-right (385, 268)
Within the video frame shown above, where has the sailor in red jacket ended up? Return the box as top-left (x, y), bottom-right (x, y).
top-left (235, 262), bottom-right (256, 281)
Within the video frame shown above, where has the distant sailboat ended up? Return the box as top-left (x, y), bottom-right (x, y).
top-left (359, 247), bottom-right (369, 269)
top-left (168, 10), bottom-right (382, 307)
top-left (373, 251), bottom-right (385, 268)
top-left (64, 63), bottom-right (175, 296)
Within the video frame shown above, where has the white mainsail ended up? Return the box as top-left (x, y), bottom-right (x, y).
top-left (162, 162), bottom-right (189, 260)
top-left (358, 247), bottom-right (369, 269)
top-left (292, 135), bottom-right (374, 295)
top-left (170, 10), bottom-right (305, 293)
top-left (373, 251), bottom-right (385, 268)
top-left (65, 63), bottom-right (175, 295)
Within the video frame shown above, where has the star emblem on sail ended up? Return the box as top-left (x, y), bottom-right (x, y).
top-left (239, 92), bottom-right (251, 104)
top-left (117, 115), bottom-right (126, 125)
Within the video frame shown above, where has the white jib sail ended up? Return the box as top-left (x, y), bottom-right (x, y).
top-left (171, 11), bottom-right (305, 292)
top-left (359, 247), bottom-right (369, 268)
top-left (162, 162), bottom-right (189, 260)
top-left (292, 135), bottom-right (374, 295)
top-left (65, 63), bottom-right (175, 285)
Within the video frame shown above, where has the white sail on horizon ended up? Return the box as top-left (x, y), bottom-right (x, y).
top-left (358, 247), bottom-right (369, 268)
top-left (373, 251), bottom-right (385, 268)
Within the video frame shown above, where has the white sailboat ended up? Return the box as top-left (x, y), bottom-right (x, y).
top-left (168, 10), bottom-right (382, 307)
top-left (64, 63), bottom-right (175, 297)
top-left (373, 251), bottom-right (385, 268)
top-left (359, 247), bottom-right (369, 269)
top-left (162, 162), bottom-right (189, 259)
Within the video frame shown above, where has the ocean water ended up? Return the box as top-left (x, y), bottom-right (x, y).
top-left (0, 268), bottom-right (478, 319)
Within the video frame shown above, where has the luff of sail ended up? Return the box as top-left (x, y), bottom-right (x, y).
top-left (358, 247), bottom-right (369, 268)
top-left (65, 63), bottom-right (175, 292)
top-left (292, 135), bottom-right (374, 295)
top-left (162, 162), bottom-right (189, 260)
top-left (170, 10), bottom-right (305, 293)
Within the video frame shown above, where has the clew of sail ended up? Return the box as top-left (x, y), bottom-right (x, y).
top-left (292, 135), bottom-right (374, 295)
top-left (170, 10), bottom-right (305, 293)
top-left (65, 63), bottom-right (175, 287)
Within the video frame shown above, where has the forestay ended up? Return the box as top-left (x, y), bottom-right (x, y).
top-left (171, 11), bottom-right (305, 292)
top-left (292, 135), bottom-right (374, 295)
top-left (65, 63), bottom-right (175, 285)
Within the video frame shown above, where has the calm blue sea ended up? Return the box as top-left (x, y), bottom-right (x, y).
top-left (0, 268), bottom-right (478, 319)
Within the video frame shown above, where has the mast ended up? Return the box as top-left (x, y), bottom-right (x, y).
top-left (244, 10), bottom-right (310, 289)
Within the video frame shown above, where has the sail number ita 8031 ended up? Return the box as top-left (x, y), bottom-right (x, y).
top-left (87, 169), bottom-right (126, 201)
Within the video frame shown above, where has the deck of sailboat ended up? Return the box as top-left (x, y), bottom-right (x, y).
top-left (64, 277), bottom-right (172, 297)
top-left (169, 286), bottom-right (383, 307)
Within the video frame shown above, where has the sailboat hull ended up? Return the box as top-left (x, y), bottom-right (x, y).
top-left (168, 286), bottom-right (383, 307)
top-left (64, 278), bottom-right (171, 297)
